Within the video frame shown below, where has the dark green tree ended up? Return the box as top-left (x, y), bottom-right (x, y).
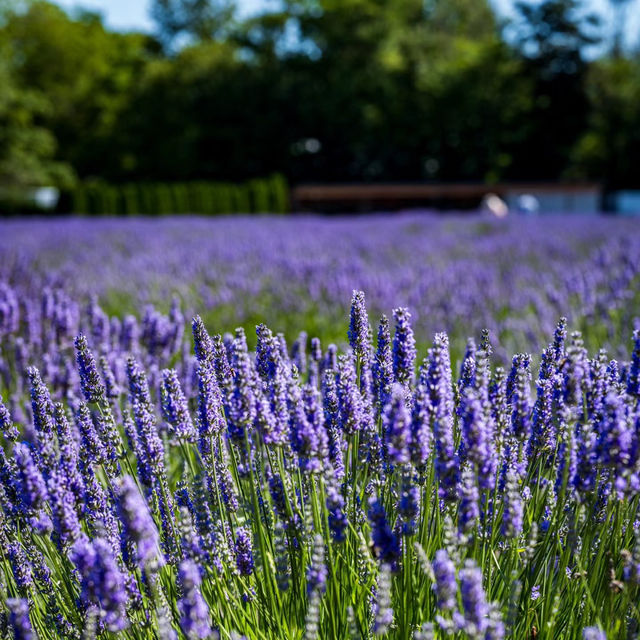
top-left (507, 0), bottom-right (602, 179)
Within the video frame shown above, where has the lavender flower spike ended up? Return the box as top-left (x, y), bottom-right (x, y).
top-left (348, 290), bottom-right (369, 361)
top-left (161, 368), bottom-right (196, 442)
top-left (75, 334), bottom-right (106, 404)
top-left (178, 559), bottom-right (213, 640)
top-left (116, 475), bottom-right (162, 568)
top-left (432, 549), bottom-right (457, 612)
top-left (234, 527), bottom-right (254, 576)
top-left (392, 307), bottom-right (416, 387)
top-left (7, 598), bottom-right (36, 640)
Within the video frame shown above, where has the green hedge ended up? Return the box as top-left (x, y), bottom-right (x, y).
top-left (58, 174), bottom-right (290, 215)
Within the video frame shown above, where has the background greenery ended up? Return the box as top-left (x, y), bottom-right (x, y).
top-left (1, 0), bottom-right (639, 195)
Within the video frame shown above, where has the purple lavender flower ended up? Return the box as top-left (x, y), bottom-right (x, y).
top-left (291, 331), bottom-right (308, 375)
top-left (322, 370), bottom-right (345, 477)
top-left (368, 496), bottom-right (400, 570)
top-left (308, 336), bottom-right (322, 387)
top-left (432, 549), bottom-right (457, 612)
top-left (382, 384), bottom-right (411, 465)
top-left (0, 394), bottom-right (19, 440)
top-left (27, 366), bottom-right (55, 440)
top-left (373, 564), bottom-right (394, 635)
top-left (427, 334), bottom-right (458, 501)
top-left (99, 355), bottom-right (120, 400)
top-left (501, 469), bottom-right (524, 538)
top-left (459, 387), bottom-right (496, 490)
top-left (458, 338), bottom-right (477, 392)
top-left (582, 628), bottom-right (606, 640)
top-left (13, 443), bottom-right (48, 512)
top-left (7, 598), bottom-right (35, 640)
top-left (75, 334), bottom-right (106, 404)
top-left (75, 402), bottom-right (108, 466)
top-left (71, 535), bottom-right (129, 632)
top-left (374, 315), bottom-right (394, 408)
top-left (457, 560), bottom-right (490, 636)
top-left (127, 357), bottom-right (166, 475)
top-left (161, 368), bottom-right (196, 441)
top-left (510, 358), bottom-right (532, 442)
top-left (234, 527), bottom-right (254, 576)
top-left (410, 381), bottom-right (431, 466)
top-left (116, 475), bottom-right (162, 568)
top-left (326, 484), bottom-right (347, 542)
top-left (337, 356), bottom-right (364, 436)
top-left (227, 335), bottom-right (256, 444)
top-left (348, 290), bottom-right (370, 361)
top-left (7, 542), bottom-right (33, 591)
top-left (597, 392), bottom-right (632, 473)
top-left (178, 559), bottom-right (212, 640)
top-left (626, 329), bottom-right (640, 397)
top-left (48, 467), bottom-right (81, 549)
top-left (458, 468), bottom-right (480, 534)
top-left (397, 475), bottom-right (420, 536)
top-left (306, 534), bottom-right (327, 594)
top-left (392, 307), bottom-right (416, 387)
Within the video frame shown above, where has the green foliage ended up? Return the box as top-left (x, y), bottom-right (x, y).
top-left (0, 0), bottom-right (639, 196)
top-left (61, 175), bottom-right (290, 215)
top-left (571, 55), bottom-right (640, 188)
top-left (0, 41), bottom-right (74, 190)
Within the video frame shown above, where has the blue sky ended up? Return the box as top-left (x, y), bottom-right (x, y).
top-left (53, 0), bottom-right (639, 48)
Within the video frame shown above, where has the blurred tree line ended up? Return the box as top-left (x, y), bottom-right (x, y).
top-left (0, 0), bottom-right (639, 191)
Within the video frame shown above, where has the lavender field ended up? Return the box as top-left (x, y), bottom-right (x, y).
top-left (0, 214), bottom-right (640, 640)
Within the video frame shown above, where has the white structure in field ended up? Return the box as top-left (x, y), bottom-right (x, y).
top-left (503, 184), bottom-right (600, 214)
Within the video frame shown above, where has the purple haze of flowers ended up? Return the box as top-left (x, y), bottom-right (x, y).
top-left (582, 628), bottom-right (607, 640)
top-left (392, 307), bottom-right (416, 387)
top-left (234, 527), bottom-right (254, 576)
top-left (74, 334), bottom-right (106, 404)
top-left (116, 475), bottom-right (162, 568)
top-left (178, 559), bottom-right (212, 640)
top-left (382, 384), bottom-right (411, 465)
top-left (70, 535), bottom-right (129, 632)
top-left (432, 549), bottom-right (457, 612)
top-left (7, 598), bottom-right (35, 640)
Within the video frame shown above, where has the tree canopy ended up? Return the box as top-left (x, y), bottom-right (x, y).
top-left (0, 0), bottom-right (639, 191)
